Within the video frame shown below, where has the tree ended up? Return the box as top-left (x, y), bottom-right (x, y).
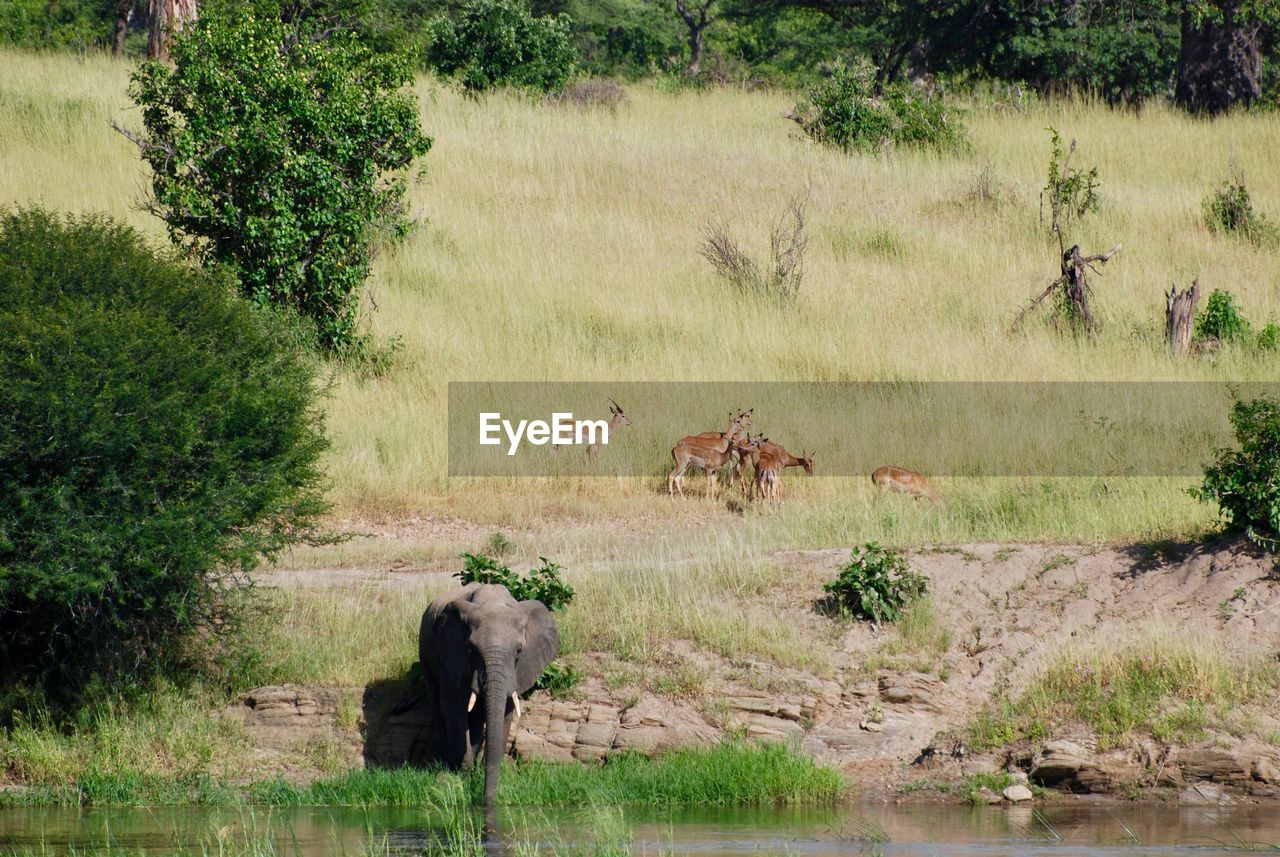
top-left (120, 0), bottom-right (432, 354)
top-left (674, 0), bottom-right (715, 74)
top-left (1176, 0), bottom-right (1277, 114)
top-left (0, 209), bottom-right (330, 709)
top-left (147, 0), bottom-right (197, 59)
top-left (425, 0), bottom-right (576, 93)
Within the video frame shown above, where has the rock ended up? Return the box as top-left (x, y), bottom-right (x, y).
top-left (1252, 756), bottom-right (1280, 784)
top-left (1002, 784), bottom-right (1034, 803)
top-left (859, 720), bottom-right (882, 732)
top-left (1007, 770), bottom-right (1029, 786)
top-left (1179, 747), bottom-right (1249, 782)
top-left (974, 787), bottom-right (1002, 805)
top-left (961, 755), bottom-right (1002, 777)
top-left (877, 674), bottom-right (942, 711)
top-left (1180, 782), bottom-right (1234, 805)
top-left (1031, 740), bottom-right (1091, 786)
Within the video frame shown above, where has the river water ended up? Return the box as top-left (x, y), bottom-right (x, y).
top-left (1, 802), bottom-right (1278, 855)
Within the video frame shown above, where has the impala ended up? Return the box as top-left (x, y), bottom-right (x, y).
top-left (872, 465), bottom-right (943, 506)
top-left (550, 399), bottom-right (631, 459)
top-left (584, 399), bottom-right (630, 460)
top-left (752, 443), bottom-right (814, 502)
top-left (668, 410), bottom-right (751, 499)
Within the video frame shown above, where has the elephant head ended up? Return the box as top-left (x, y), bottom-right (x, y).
top-left (419, 582), bottom-right (559, 805)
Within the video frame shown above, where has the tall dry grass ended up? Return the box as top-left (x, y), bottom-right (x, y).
top-left (2, 48), bottom-right (1278, 545)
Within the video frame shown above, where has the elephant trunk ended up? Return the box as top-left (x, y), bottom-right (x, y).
top-left (482, 658), bottom-right (513, 806)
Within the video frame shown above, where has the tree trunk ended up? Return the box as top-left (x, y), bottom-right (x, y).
top-left (1166, 279), bottom-right (1201, 356)
top-left (1175, 1), bottom-right (1263, 115)
top-left (674, 0), bottom-right (713, 77)
top-left (113, 1), bottom-right (133, 56)
top-left (687, 25), bottom-right (704, 76)
top-left (148, 0), bottom-right (198, 61)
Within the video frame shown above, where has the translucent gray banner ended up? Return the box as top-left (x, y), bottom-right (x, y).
top-left (447, 382), bottom-right (1280, 477)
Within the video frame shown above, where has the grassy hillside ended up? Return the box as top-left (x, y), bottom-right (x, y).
top-left (3, 48), bottom-right (1279, 544)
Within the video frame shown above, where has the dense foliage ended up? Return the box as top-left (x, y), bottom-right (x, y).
top-left (1195, 289), bottom-right (1252, 344)
top-left (790, 62), bottom-right (966, 154)
top-left (1204, 179), bottom-right (1278, 247)
top-left (1195, 396), bottom-right (1280, 550)
top-left (0, 209), bottom-right (329, 710)
top-left (125, 0), bottom-right (432, 354)
top-left (425, 0), bottom-right (575, 92)
top-left (456, 553), bottom-right (575, 610)
top-left (3, 0), bottom-right (1278, 109)
top-left (0, 0), bottom-right (123, 51)
top-left (823, 543), bottom-right (929, 623)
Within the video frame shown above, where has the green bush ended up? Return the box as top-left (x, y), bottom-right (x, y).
top-left (1194, 396), bottom-right (1280, 549)
top-left (456, 553), bottom-right (575, 610)
top-left (1204, 179), bottom-right (1278, 246)
top-left (530, 661), bottom-right (582, 697)
top-left (125, 0), bottom-right (432, 355)
top-left (1257, 322), bottom-right (1280, 352)
top-left (425, 0), bottom-right (576, 93)
top-left (789, 61), bottom-right (966, 154)
top-left (1195, 288), bottom-right (1251, 344)
top-left (822, 542), bottom-right (928, 623)
top-left (0, 209), bottom-right (329, 710)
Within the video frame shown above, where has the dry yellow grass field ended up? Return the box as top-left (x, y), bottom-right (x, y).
top-left (3, 48), bottom-right (1279, 550)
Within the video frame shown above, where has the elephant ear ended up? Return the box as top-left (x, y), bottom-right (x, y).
top-left (514, 600), bottom-right (560, 693)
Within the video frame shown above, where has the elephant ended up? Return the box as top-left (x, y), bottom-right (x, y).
top-left (419, 582), bottom-right (560, 805)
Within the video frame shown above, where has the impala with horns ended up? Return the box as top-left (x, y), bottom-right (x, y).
top-left (667, 409), bottom-right (752, 499)
top-left (550, 399), bottom-right (630, 459)
top-left (872, 465), bottom-right (943, 506)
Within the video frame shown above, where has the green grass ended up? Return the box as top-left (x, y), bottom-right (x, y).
top-left (1, 743), bottom-right (842, 809)
top-left (478, 742), bottom-right (843, 806)
top-left (969, 629), bottom-right (1280, 751)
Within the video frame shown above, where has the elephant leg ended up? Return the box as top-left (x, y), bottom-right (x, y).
top-left (435, 687), bottom-right (469, 770)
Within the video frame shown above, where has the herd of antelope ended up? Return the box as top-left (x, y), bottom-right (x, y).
top-left (599, 402), bottom-right (943, 506)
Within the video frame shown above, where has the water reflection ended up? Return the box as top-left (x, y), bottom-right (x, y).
top-left (1, 802), bottom-right (1278, 855)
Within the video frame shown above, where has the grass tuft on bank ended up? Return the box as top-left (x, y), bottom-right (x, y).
top-left (969, 629), bottom-right (1280, 751)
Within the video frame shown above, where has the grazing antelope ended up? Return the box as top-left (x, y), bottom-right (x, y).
top-left (752, 444), bottom-right (814, 502)
top-left (872, 465), bottom-right (943, 506)
top-left (668, 410), bottom-right (751, 499)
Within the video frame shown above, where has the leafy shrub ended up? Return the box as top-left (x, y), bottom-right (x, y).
top-left (425, 0), bottom-right (575, 94)
top-left (124, 0), bottom-right (432, 355)
top-left (1204, 179), bottom-right (1278, 246)
top-left (1257, 323), bottom-right (1280, 352)
top-left (1194, 396), bottom-right (1280, 550)
top-left (530, 661), bottom-right (582, 697)
top-left (0, 209), bottom-right (329, 710)
top-left (1195, 289), bottom-right (1252, 344)
top-left (1042, 128), bottom-right (1099, 235)
top-left (789, 61), bottom-right (966, 154)
top-left (456, 553), bottom-right (575, 610)
top-left (822, 543), bottom-right (929, 623)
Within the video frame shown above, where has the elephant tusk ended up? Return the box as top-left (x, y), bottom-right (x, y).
top-left (512, 692), bottom-right (522, 720)
top-left (468, 692), bottom-right (476, 712)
